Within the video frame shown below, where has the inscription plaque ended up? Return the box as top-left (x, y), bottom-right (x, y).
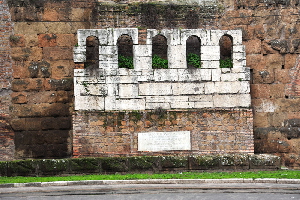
top-left (138, 131), bottom-right (191, 151)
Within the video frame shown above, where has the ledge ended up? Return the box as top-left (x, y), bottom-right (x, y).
top-left (0, 154), bottom-right (280, 177)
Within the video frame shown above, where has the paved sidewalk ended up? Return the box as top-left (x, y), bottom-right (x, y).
top-left (1, 178), bottom-right (300, 188)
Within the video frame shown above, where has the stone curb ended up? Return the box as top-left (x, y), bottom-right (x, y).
top-left (1, 179), bottom-right (300, 188)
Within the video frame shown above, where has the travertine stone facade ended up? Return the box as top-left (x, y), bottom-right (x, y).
top-left (74, 28), bottom-right (250, 111)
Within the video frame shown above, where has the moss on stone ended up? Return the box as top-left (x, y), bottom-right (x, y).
top-left (100, 157), bottom-right (129, 172)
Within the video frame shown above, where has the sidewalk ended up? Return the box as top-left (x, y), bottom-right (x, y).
top-left (1, 178), bottom-right (300, 188)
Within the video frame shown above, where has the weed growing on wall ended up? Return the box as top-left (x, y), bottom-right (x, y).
top-left (220, 58), bottom-right (233, 68)
top-left (152, 55), bottom-right (168, 69)
top-left (118, 55), bottom-right (134, 69)
top-left (187, 53), bottom-right (201, 68)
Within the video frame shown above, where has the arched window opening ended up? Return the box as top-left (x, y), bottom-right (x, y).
top-left (85, 36), bottom-right (99, 68)
top-left (152, 34), bottom-right (168, 69)
top-left (117, 34), bottom-right (133, 69)
top-left (219, 34), bottom-right (233, 68)
top-left (186, 35), bottom-right (201, 68)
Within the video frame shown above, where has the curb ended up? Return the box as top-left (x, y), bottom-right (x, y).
top-left (1, 179), bottom-right (300, 188)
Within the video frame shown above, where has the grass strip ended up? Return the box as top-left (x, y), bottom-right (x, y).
top-left (0, 170), bottom-right (299, 184)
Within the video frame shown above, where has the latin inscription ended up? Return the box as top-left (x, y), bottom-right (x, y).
top-left (138, 131), bottom-right (191, 151)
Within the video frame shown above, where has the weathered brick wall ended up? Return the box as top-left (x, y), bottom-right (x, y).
top-left (3, 0), bottom-right (300, 168)
top-left (0, 0), bottom-right (14, 160)
top-left (73, 109), bottom-right (254, 157)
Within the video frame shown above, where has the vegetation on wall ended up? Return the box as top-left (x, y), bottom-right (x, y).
top-left (118, 55), bottom-right (134, 69)
top-left (152, 54), bottom-right (168, 69)
top-left (187, 53), bottom-right (201, 68)
top-left (220, 58), bottom-right (233, 68)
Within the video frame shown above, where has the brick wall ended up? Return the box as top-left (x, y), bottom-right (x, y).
top-left (3, 0), bottom-right (300, 168)
top-left (73, 109), bottom-right (254, 157)
top-left (0, 0), bottom-right (14, 160)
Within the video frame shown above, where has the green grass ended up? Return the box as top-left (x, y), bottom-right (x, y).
top-left (0, 170), bottom-right (299, 184)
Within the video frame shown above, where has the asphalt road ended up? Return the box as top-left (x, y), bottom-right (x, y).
top-left (1, 182), bottom-right (300, 200)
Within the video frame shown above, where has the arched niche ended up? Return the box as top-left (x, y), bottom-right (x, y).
top-left (152, 34), bottom-right (168, 69)
top-left (219, 34), bottom-right (233, 68)
top-left (117, 34), bottom-right (134, 69)
top-left (85, 36), bottom-right (99, 68)
top-left (186, 35), bottom-right (201, 68)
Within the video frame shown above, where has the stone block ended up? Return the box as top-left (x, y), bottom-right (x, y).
top-left (43, 47), bottom-right (73, 61)
top-left (172, 83), bottom-right (205, 95)
top-left (99, 61), bottom-right (118, 69)
top-left (177, 69), bottom-right (203, 81)
top-left (77, 29), bottom-right (108, 46)
top-left (99, 54), bottom-right (118, 62)
top-left (146, 29), bottom-right (159, 45)
top-left (146, 96), bottom-right (189, 103)
top-left (14, 22), bottom-right (48, 35)
top-left (145, 102), bottom-right (171, 110)
top-left (250, 84), bottom-right (270, 99)
top-left (138, 70), bottom-right (154, 81)
top-left (38, 34), bottom-right (57, 47)
top-left (194, 101), bottom-right (214, 108)
top-left (75, 96), bottom-right (104, 110)
top-left (171, 101), bottom-right (195, 109)
top-left (11, 118), bottom-right (26, 131)
top-left (133, 45), bottom-right (152, 57)
top-left (104, 96), bottom-right (118, 110)
top-left (10, 34), bottom-right (25, 47)
top-left (154, 69), bottom-right (178, 81)
top-left (56, 34), bottom-right (76, 47)
top-left (12, 79), bottom-right (43, 92)
top-left (264, 53), bottom-right (284, 69)
top-left (221, 72), bottom-right (245, 82)
top-left (11, 92), bottom-right (27, 104)
top-left (211, 69), bottom-right (221, 81)
top-left (134, 56), bottom-right (152, 71)
top-left (161, 29), bottom-right (181, 46)
top-left (233, 58), bottom-right (246, 68)
top-left (119, 84), bottom-right (139, 98)
top-left (168, 45), bottom-right (186, 69)
top-left (204, 82), bottom-right (216, 94)
top-left (180, 29), bottom-right (209, 45)
top-left (201, 61), bottom-right (220, 69)
top-left (284, 54), bottom-right (297, 69)
top-left (74, 69), bottom-right (90, 77)
top-left (270, 84), bottom-right (285, 98)
top-left (201, 46), bottom-right (220, 61)
top-left (200, 69), bottom-right (212, 81)
top-left (233, 52), bottom-right (246, 61)
top-left (139, 83), bottom-right (173, 96)
top-left (246, 54), bottom-right (264, 69)
top-left (111, 28), bottom-right (138, 45)
top-left (116, 98), bottom-right (146, 110)
top-left (233, 45), bottom-right (245, 53)
top-left (46, 22), bottom-right (72, 34)
top-left (213, 94), bottom-right (251, 107)
top-left (244, 39), bottom-right (261, 54)
top-left (99, 45), bottom-right (117, 55)
top-left (51, 60), bottom-right (73, 79)
top-left (275, 69), bottom-right (290, 84)
top-left (73, 46), bottom-right (86, 62)
top-left (47, 78), bottom-right (73, 91)
top-left (252, 99), bottom-right (276, 113)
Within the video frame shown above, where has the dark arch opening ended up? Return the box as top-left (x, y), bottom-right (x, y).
top-left (152, 34), bottom-right (168, 69)
top-left (85, 36), bottom-right (99, 68)
top-left (186, 35), bottom-right (201, 68)
top-left (117, 34), bottom-right (133, 69)
top-left (219, 34), bottom-right (233, 68)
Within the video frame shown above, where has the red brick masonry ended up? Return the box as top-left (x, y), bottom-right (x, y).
top-left (73, 109), bottom-right (254, 157)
